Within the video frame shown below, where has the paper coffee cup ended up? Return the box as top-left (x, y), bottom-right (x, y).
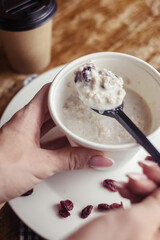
top-left (0, 0), bottom-right (57, 74)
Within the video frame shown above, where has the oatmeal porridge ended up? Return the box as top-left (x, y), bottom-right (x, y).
top-left (74, 63), bottom-right (126, 110)
top-left (62, 64), bottom-right (152, 145)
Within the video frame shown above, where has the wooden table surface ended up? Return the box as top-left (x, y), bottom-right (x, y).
top-left (0, 0), bottom-right (160, 239)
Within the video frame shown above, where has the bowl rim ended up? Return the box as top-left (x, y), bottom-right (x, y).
top-left (48, 52), bottom-right (160, 151)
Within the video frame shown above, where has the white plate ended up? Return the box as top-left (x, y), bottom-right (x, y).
top-left (1, 65), bottom-right (160, 240)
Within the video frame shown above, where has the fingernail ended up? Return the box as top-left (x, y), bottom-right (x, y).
top-left (138, 160), bottom-right (158, 167)
top-left (114, 181), bottom-right (126, 188)
top-left (89, 155), bottom-right (114, 169)
top-left (126, 172), bottom-right (147, 180)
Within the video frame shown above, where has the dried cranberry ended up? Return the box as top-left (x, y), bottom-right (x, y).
top-left (103, 179), bottom-right (118, 192)
top-left (97, 203), bottom-right (111, 211)
top-left (74, 64), bottom-right (95, 83)
top-left (58, 199), bottom-right (73, 218)
top-left (97, 202), bottom-right (123, 212)
top-left (59, 208), bottom-right (70, 218)
top-left (21, 188), bottom-right (33, 196)
top-left (110, 201), bottom-right (123, 209)
top-left (60, 200), bottom-right (74, 211)
top-left (81, 205), bottom-right (93, 219)
top-left (145, 155), bottom-right (153, 161)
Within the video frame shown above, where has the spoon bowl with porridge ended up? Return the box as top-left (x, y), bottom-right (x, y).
top-left (48, 52), bottom-right (160, 169)
top-left (74, 63), bottom-right (160, 165)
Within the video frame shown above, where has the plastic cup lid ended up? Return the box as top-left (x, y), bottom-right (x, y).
top-left (0, 0), bottom-right (57, 31)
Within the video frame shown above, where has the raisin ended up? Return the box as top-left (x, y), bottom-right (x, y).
top-left (83, 64), bottom-right (95, 71)
top-left (81, 205), bottom-right (93, 219)
top-left (110, 201), bottom-right (123, 209)
top-left (103, 179), bottom-right (118, 192)
top-left (145, 155), bottom-right (153, 161)
top-left (59, 208), bottom-right (70, 218)
top-left (21, 188), bottom-right (33, 196)
top-left (97, 203), bottom-right (110, 211)
top-left (98, 202), bottom-right (123, 211)
top-left (75, 64), bottom-right (95, 83)
top-left (60, 200), bottom-right (74, 211)
top-left (58, 199), bottom-right (73, 218)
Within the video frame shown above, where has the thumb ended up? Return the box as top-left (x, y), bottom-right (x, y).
top-left (37, 146), bottom-right (113, 176)
top-left (54, 146), bottom-right (113, 171)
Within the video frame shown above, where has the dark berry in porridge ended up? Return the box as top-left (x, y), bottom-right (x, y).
top-left (60, 200), bottom-right (74, 211)
top-left (74, 63), bottom-right (95, 83)
top-left (103, 179), bottom-right (118, 192)
top-left (81, 205), bottom-right (93, 219)
top-left (21, 188), bottom-right (33, 196)
top-left (74, 71), bottom-right (82, 83)
top-left (83, 64), bottom-right (95, 72)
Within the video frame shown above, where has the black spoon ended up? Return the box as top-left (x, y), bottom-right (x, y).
top-left (92, 103), bottom-right (160, 165)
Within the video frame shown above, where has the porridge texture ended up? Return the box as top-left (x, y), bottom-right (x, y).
top-left (62, 66), bottom-right (152, 145)
top-left (74, 63), bottom-right (126, 110)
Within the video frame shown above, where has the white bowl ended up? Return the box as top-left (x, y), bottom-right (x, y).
top-left (48, 52), bottom-right (160, 169)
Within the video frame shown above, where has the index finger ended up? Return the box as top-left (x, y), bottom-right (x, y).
top-left (138, 160), bottom-right (160, 184)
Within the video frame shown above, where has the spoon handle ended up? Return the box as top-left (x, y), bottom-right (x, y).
top-left (113, 109), bottom-right (160, 165)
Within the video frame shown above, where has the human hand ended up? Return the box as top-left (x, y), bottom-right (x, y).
top-left (0, 84), bottom-right (113, 206)
top-left (66, 159), bottom-right (160, 240)
top-left (116, 159), bottom-right (160, 203)
top-left (66, 183), bottom-right (160, 240)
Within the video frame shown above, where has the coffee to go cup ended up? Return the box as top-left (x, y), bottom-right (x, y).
top-left (0, 0), bottom-right (57, 74)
